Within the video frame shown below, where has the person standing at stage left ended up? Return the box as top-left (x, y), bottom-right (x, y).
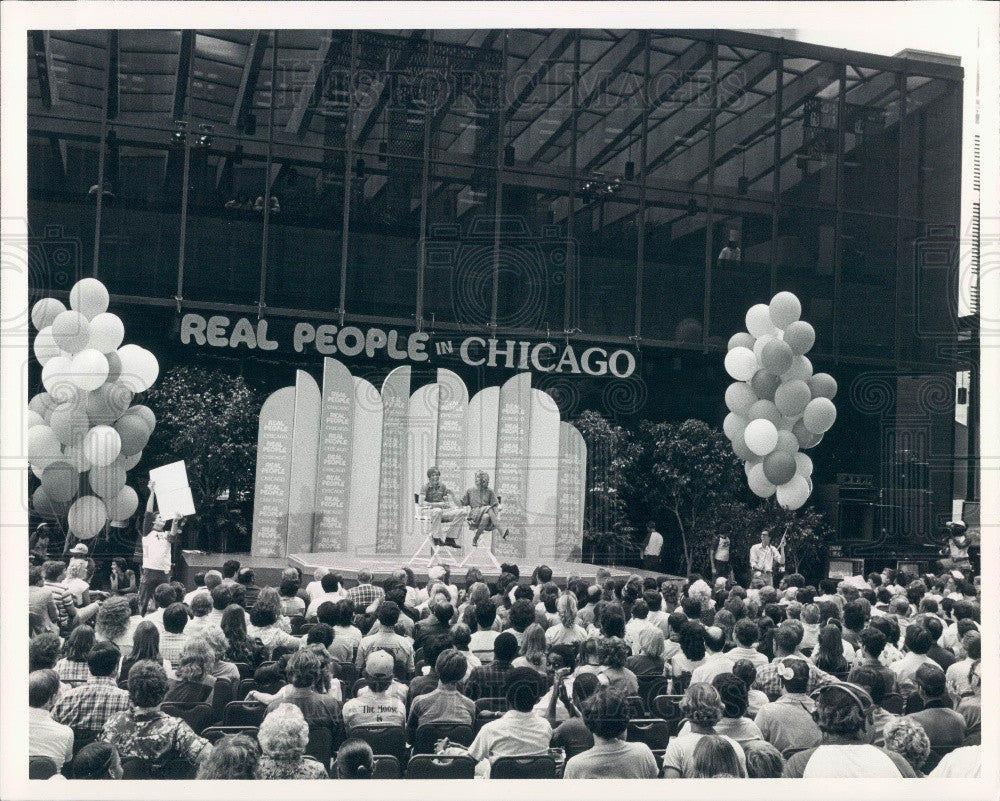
top-left (749, 530), bottom-right (784, 588)
top-left (642, 521), bottom-right (663, 572)
top-left (137, 480), bottom-right (184, 615)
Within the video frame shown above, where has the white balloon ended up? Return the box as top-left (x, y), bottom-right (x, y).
top-left (49, 402), bottom-right (90, 445)
top-left (69, 349), bottom-right (110, 391)
top-left (51, 310), bottom-right (91, 353)
top-left (728, 332), bottom-right (755, 352)
top-left (28, 409), bottom-right (45, 429)
top-left (134, 348), bottom-right (160, 391)
top-left (69, 278), bottom-right (110, 320)
top-left (724, 347), bottom-right (757, 382)
top-left (87, 312), bottom-right (125, 353)
top-left (744, 418), bottom-right (779, 457)
top-left (746, 303), bottom-right (777, 339)
top-left (31, 298), bottom-right (66, 330)
top-left (781, 355), bottom-right (813, 382)
top-left (33, 326), bottom-right (62, 365)
top-left (794, 451), bottom-right (814, 478)
top-left (83, 424), bottom-right (121, 467)
top-left (41, 354), bottom-right (74, 394)
top-left (28, 424), bottom-right (63, 464)
top-left (68, 495), bottom-right (107, 539)
top-left (90, 461), bottom-right (127, 498)
top-left (803, 397), bottom-right (837, 435)
top-left (752, 334), bottom-right (775, 365)
top-left (723, 412), bottom-right (747, 441)
top-left (776, 474), bottom-right (811, 510)
top-left (724, 382), bottom-right (757, 415)
top-left (768, 291), bottom-right (802, 328)
top-left (747, 462), bottom-right (777, 498)
top-left (117, 344), bottom-right (156, 392)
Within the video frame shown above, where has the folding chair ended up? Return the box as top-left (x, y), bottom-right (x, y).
top-left (211, 678), bottom-right (235, 725)
top-left (305, 726), bottom-right (334, 771)
top-left (200, 725), bottom-right (259, 744)
top-left (625, 695), bottom-right (646, 718)
top-left (490, 755), bottom-right (557, 779)
top-left (626, 718), bottom-right (671, 750)
top-left (406, 754), bottom-right (477, 779)
top-left (637, 676), bottom-right (672, 716)
top-left (232, 662), bottom-right (253, 680)
top-left (348, 724), bottom-right (408, 761)
top-left (161, 702), bottom-right (217, 733)
top-left (651, 694), bottom-right (686, 736)
top-left (413, 723), bottom-right (474, 754)
top-left (372, 754), bottom-right (403, 779)
top-left (223, 700), bottom-right (268, 727)
top-left (473, 697), bottom-right (507, 733)
top-left (236, 678), bottom-right (258, 700)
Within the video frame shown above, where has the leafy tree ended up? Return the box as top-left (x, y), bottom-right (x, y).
top-left (144, 367), bottom-right (260, 537)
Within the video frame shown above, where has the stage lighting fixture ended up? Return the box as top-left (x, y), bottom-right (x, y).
top-left (504, 145), bottom-right (515, 167)
top-left (378, 141), bottom-right (388, 163)
top-left (624, 160), bottom-right (635, 180)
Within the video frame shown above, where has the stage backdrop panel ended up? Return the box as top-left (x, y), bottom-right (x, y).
top-left (465, 386), bottom-right (500, 493)
top-left (286, 370), bottom-right (321, 554)
top-left (349, 376), bottom-right (382, 555)
top-left (313, 358), bottom-right (355, 552)
top-left (251, 386), bottom-right (296, 558)
top-left (526, 388), bottom-right (560, 561)
top-left (376, 366), bottom-right (411, 553)
top-left (404, 382), bottom-right (439, 555)
top-left (494, 372), bottom-right (531, 559)
top-left (557, 421), bottom-right (587, 561)
top-left (436, 369), bottom-right (469, 504)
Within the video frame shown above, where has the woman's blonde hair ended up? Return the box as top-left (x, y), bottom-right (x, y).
top-left (176, 638), bottom-right (213, 682)
top-left (557, 593), bottom-right (578, 628)
top-left (520, 623), bottom-right (547, 667)
top-left (638, 626), bottom-right (666, 659)
top-left (258, 703), bottom-right (309, 760)
top-left (680, 682), bottom-right (724, 727)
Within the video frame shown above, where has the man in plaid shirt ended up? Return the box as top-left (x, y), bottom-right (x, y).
top-left (346, 570), bottom-right (385, 610)
top-left (753, 624), bottom-right (837, 699)
top-left (51, 642), bottom-right (132, 742)
top-left (463, 632), bottom-right (518, 700)
top-left (42, 561), bottom-right (78, 634)
top-left (158, 604), bottom-right (190, 665)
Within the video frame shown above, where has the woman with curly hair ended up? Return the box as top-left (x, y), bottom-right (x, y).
top-left (598, 636), bottom-right (639, 697)
top-left (882, 718), bottom-right (931, 776)
top-left (194, 625), bottom-right (241, 683)
top-left (511, 623), bottom-right (548, 674)
top-left (248, 588), bottom-right (302, 657)
top-left (257, 703), bottom-right (328, 779)
top-left (662, 683), bottom-right (747, 778)
top-left (781, 682), bottom-right (917, 777)
top-left (55, 626), bottom-right (95, 685)
top-left (95, 596), bottom-right (135, 653)
top-left (220, 604), bottom-right (267, 668)
top-left (163, 638), bottom-right (217, 704)
top-left (196, 734), bottom-right (261, 779)
top-left (248, 643), bottom-right (343, 704)
top-left (120, 621), bottom-right (166, 681)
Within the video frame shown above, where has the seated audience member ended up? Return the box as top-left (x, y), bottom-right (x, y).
top-left (307, 573), bottom-right (346, 622)
top-left (335, 738), bottom-right (375, 780)
top-left (727, 619), bottom-right (768, 668)
top-left (686, 673), bottom-right (763, 746)
top-left (55, 626), bottom-right (95, 685)
top-left (742, 740), bottom-right (785, 778)
top-left (847, 666), bottom-right (897, 746)
top-left (257, 704), bottom-right (328, 779)
top-left (451, 623), bottom-right (483, 680)
top-left (196, 733), bottom-right (261, 779)
top-left (662, 683), bottom-right (747, 778)
top-left (753, 625), bottom-right (837, 699)
top-left (408, 634), bottom-right (453, 700)
top-left (919, 616), bottom-right (955, 671)
top-left (781, 682), bottom-right (915, 777)
top-left (671, 620), bottom-right (707, 681)
top-left (413, 597), bottom-right (453, 651)
top-left (623, 599), bottom-right (655, 653)
top-left (29, 565), bottom-right (60, 637)
top-left (183, 572), bottom-right (208, 605)
top-left (691, 734), bottom-right (748, 778)
top-left (546, 593), bottom-right (588, 649)
top-left (29, 669), bottom-right (74, 772)
top-left (235, 568), bottom-right (261, 609)
top-left (346, 569), bottom-right (386, 610)
top-left (754, 657), bottom-right (821, 754)
top-left (644, 590), bottom-right (672, 638)
top-left (512, 622), bottom-right (548, 674)
top-left (206, 585), bottom-right (232, 629)
top-left (468, 600), bottom-right (501, 662)
top-left (867, 616), bottom-right (904, 666)
top-left (731, 659), bottom-right (770, 717)
top-left (159, 603), bottom-right (190, 666)
top-left (323, 600), bottom-right (362, 662)
top-left (562, 688), bottom-right (658, 779)
top-left (882, 718), bottom-right (932, 776)
top-left (354, 602), bottom-right (415, 679)
top-left (890, 625), bottom-right (937, 693)
top-left (956, 658), bottom-right (981, 744)
top-left (120, 621), bottom-right (168, 682)
top-left (549, 672), bottom-right (600, 753)
top-left (810, 624), bottom-right (850, 675)
top-left (853, 627), bottom-right (898, 694)
top-left (100, 660), bottom-right (213, 769)
top-left (598, 636), bottom-right (639, 696)
top-left (51, 642), bottom-right (131, 743)
top-left (305, 568), bottom-right (331, 603)
top-left (464, 631), bottom-right (517, 700)
top-left (690, 626), bottom-right (730, 684)
top-left (505, 599), bottom-right (537, 646)
top-left (341, 651), bottom-right (406, 730)
top-left (248, 588), bottom-right (302, 657)
top-left (904, 663), bottom-right (966, 748)
top-left (264, 649), bottom-right (343, 735)
top-left (279, 576), bottom-right (307, 618)
top-left (144, 583), bottom-right (176, 631)
top-left (221, 604), bottom-right (268, 668)
top-left (946, 631), bottom-right (980, 699)
top-left (94, 596), bottom-right (137, 653)
top-left (466, 667), bottom-right (553, 776)
top-left (42, 560), bottom-right (80, 634)
top-left (184, 594), bottom-right (215, 637)
top-left (194, 626), bottom-right (240, 682)
top-left (407, 649), bottom-right (476, 740)
top-left (625, 626), bottom-right (667, 677)
top-left (929, 745), bottom-right (981, 778)
top-left (164, 639), bottom-right (217, 704)
top-left (70, 741), bottom-right (123, 780)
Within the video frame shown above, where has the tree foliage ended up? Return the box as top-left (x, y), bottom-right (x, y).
top-left (144, 366), bottom-right (260, 511)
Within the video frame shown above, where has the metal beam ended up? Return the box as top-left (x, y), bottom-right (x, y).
top-left (354, 31), bottom-right (426, 148)
top-left (285, 32), bottom-right (335, 136)
top-left (107, 30), bottom-right (119, 120)
top-left (31, 32), bottom-right (67, 180)
top-left (216, 31), bottom-right (269, 188)
top-left (428, 30), bottom-right (500, 135)
top-left (172, 30), bottom-right (195, 122)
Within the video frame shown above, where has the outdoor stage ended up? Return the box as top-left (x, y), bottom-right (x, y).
top-left (180, 549), bottom-right (682, 589)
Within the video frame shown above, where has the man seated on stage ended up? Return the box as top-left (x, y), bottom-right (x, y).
top-left (460, 471), bottom-right (510, 547)
top-left (420, 466), bottom-right (465, 549)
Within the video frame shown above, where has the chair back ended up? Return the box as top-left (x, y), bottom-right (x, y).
top-left (413, 723), bottom-right (474, 754)
top-left (223, 700), bottom-right (267, 727)
top-left (406, 754), bottom-right (477, 779)
top-left (473, 697), bottom-right (507, 732)
top-left (672, 672), bottom-right (691, 695)
top-left (651, 694), bottom-right (686, 736)
top-left (236, 678), bottom-right (257, 700)
top-left (637, 676), bottom-right (672, 715)
top-left (304, 725), bottom-right (334, 771)
top-left (333, 661), bottom-right (358, 691)
top-left (28, 756), bottom-right (57, 780)
top-left (200, 725), bottom-right (259, 744)
top-left (490, 755), bottom-right (557, 779)
top-left (372, 754), bottom-right (403, 779)
top-left (348, 724), bottom-right (408, 760)
top-left (211, 677), bottom-right (235, 724)
top-left (233, 662), bottom-right (253, 680)
top-left (626, 718), bottom-right (671, 750)
top-left (881, 693), bottom-right (905, 715)
top-left (161, 702), bottom-right (217, 733)
top-left (624, 695), bottom-right (646, 718)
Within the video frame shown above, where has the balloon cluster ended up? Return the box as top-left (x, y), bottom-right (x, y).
top-left (723, 291), bottom-right (837, 510)
top-left (28, 278), bottom-right (160, 539)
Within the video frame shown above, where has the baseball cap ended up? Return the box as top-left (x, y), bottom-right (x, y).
top-left (364, 650), bottom-right (395, 678)
top-left (69, 543), bottom-right (89, 556)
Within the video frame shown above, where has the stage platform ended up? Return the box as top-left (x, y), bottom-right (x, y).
top-left (180, 550), bottom-right (683, 589)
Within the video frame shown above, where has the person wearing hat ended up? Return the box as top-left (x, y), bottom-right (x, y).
top-left (941, 521), bottom-right (972, 573)
top-left (781, 682), bottom-right (916, 777)
top-left (904, 663), bottom-right (966, 748)
top-left (340, 651), bottom-right (406, 731)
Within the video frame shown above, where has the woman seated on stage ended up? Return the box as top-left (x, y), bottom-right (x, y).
top-left (460, 471), bottom-right (510, 546)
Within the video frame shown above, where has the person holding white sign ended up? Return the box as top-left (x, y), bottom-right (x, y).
top-left (137, 480), bottom-right (185, 615)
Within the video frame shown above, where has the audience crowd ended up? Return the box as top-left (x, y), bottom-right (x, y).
top-left (27, 554), bottom-right (983, 780)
